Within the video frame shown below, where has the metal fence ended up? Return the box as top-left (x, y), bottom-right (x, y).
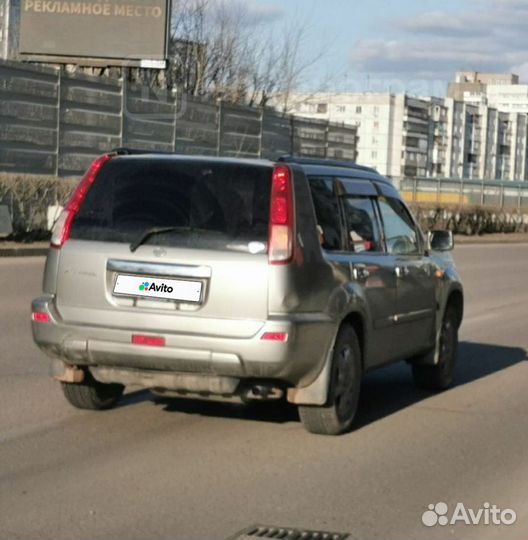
top-left (0, 59), bottom-right (358, 177)
top-left (398, 177), bottom-right (528, 211)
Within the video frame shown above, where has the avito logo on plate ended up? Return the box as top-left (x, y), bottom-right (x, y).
top-left (113, 275), bottom-right (202, 303)
top-left (138, 281), bottom-right (174, 293)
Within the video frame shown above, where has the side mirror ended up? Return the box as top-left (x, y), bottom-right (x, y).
top-left (429, 230), bottom-right (454, 252)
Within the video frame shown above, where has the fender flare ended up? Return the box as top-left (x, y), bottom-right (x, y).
top-left (415, 283), bottom-right (464, 366)
top-left (287, 309), bottom-right (366, 406)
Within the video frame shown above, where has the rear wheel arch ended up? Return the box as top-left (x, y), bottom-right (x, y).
top-left (445, 288), bottom-right (464, 328)
top-left (298, 321), bottom-right (363, 435)
top-left (286, 311), bottom-right (365, 407)
top-left (340, 311), bottom-right (366, 370)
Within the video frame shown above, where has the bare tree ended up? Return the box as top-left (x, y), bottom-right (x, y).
top-left (272, 21), bottom-right (328, 112)
top-left (167, 0), bottom-right (329, 107)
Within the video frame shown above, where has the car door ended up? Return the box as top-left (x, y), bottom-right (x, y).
top-left (334, 177), bottom-right (398, 368)
top-left (376, 189), bottom-right (436, 360)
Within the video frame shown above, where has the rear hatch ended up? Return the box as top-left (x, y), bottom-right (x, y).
top-left (54, 156), bottom-right (273, 338)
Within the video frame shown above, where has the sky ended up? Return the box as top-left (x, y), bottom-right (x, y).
top-left (236, 0), bottom-right (528, 96)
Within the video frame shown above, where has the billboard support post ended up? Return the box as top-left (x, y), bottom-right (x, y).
top-left (120, 71), bottom-right (126, 147)
top-left (55, 66), bottom-right (61, 177)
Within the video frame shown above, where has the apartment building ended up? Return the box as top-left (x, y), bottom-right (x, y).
top-left (449, 71), bottom-right (528, 115)
top-left (287, 93), bottom-right (431, 178)
top-left (447, 72), bottom-right (519, 101)
top-left (287, 93), bottom-right (391, 174)
top-left (450, 101), bottom-right (527, 180)
top-left (398, 95), bottom-right (430, 178)
top-left (427, 97), bottom-right (450, 177)
top-left (284, 91), bottom-right (528, 181)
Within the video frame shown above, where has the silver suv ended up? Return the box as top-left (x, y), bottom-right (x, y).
top-left (31, 152), bottom-right (463, 435)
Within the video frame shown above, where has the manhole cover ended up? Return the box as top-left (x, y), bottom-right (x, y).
top-left (228, 525), bottom-right (349, 540)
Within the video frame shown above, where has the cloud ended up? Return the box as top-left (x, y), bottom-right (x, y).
top-left (398, 11), bottom-right (487, 38)
top-left (178, 0), bottom-right (285, 27)
top-left (350, 0), bottom-right (528, 85)
top-left (211, 0), bottom-right (285, 25)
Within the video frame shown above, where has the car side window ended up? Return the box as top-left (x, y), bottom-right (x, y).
top-left (308, 177), bottom-right (344, 251)
top-left (341, 197), bottom-right (382, 253)
top-left (377, 196), bottom-right (421, 255)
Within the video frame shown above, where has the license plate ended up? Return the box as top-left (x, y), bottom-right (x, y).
top-left (113, 274), bottom-right (202, 303)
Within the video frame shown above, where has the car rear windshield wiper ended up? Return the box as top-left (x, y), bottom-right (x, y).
top-left (129, 226), bottom-right (194, 252)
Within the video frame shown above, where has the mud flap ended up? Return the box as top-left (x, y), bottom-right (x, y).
top-left (287, 346), bottom-right (334, 406)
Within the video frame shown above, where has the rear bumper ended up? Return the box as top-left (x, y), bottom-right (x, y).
top-left (31, 295), bottom-right (335, 388)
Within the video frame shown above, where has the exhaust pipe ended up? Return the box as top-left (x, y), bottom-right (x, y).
top-left (242, 384), bottom-right (284, 401)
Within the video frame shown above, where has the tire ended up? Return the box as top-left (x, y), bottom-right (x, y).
top-left (299, 325), bottom-right (362, 436)
top-left (412, 306), bottom-right (458, 391)
top-left (61, 370), bottom-right (124, 410)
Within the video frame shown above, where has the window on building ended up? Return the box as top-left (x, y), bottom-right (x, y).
top-left (373, 106), bottom-right (380, 116)
top-left (371, 151), bottom-right (378, 159)
top-left (356, 106), bottom-right (362, 114)
top-left (373, 121), bottom-right (379, 130)
top-left (336, 105), bottom-right (346, 113)
top-left (317, 103), bottom-right (328, 114)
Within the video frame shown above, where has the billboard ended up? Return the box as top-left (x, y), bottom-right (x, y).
top-left (19, 0), bottom-right (169, 67)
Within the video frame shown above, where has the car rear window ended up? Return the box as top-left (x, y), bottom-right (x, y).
top-left (70, 158), bottom-right (272, 252)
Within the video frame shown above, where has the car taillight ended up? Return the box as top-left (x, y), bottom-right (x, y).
top-left (261, 332), bottom-right (289, 342)
top-left (50, 154), bottom-right (113, 249)
top-left (132, 335), bottom-right (166, 347)
top-left (32, 312), bottom-right (51, 324)
top-left (269, 165), bottom-right (294, 265)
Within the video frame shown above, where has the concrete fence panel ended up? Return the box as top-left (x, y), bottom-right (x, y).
top-left (261, 109), bottom-right (292, 161)
top-left (174, 95), bottom-right (218, 156)
top-left (123, 83), bottom-right (176, 152)
top-left (0, 60), bottom-right (59, 175)
top-left (219, 102), bottom-right (261, 158)
top-left (59, 71), bottom-right (122, 176)
top-left (0, 59), bottom-right (359, 177)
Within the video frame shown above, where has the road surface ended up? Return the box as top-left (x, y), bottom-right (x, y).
top-left (1, 244), bottom-right (527, 539)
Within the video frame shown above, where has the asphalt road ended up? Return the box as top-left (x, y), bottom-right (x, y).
top-left (1, 244), bottom-right (527, 540)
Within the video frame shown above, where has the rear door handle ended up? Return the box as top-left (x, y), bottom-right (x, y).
top-left (352, 264), bottom-right (370, 281)
top-left (395, 265), bottom-right (410, 278)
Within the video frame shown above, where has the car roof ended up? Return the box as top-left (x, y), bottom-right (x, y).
top-left (277, 156), bottom-right (393, 186)
top-left (110, 149), bottom-right (394, 187)
top-left (111, 151), bottom-right (275, 169)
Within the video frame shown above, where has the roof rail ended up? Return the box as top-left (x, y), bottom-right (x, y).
top-left (111, 147), bottom-right (174, 156)
top-left (278, 155), bottom-right (378, 174)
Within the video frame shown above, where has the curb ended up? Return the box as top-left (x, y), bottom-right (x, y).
top-left (454, 236), bottom-right (528, 245)
top-left (455, 240), bottom-right (528, 245)
top-left (0, 247), bottom-right (49, 257)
